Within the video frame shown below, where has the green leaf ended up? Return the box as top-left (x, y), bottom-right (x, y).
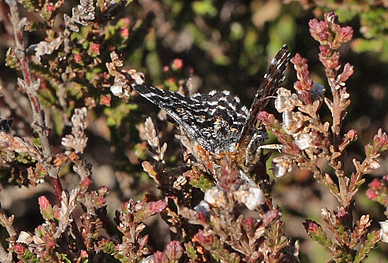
top-left (188, 172), bottom-right (214, 192)
top-left (192, 1), bottom-right (217, 17)
top-left (354, 231), bottom-right (380, 263)
top-left (60, 254), bottom-right (72, 263)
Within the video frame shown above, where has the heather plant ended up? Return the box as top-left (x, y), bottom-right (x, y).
top-left (0, 1), bottom-right (388, 263)
top-left (287, 0), bottom-right (388, 62)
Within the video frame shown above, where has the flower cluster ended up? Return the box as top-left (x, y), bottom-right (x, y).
top-left (261, 12), bottom-right (388, 261)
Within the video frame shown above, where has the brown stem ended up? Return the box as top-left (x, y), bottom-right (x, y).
top-left (0, 244), bottom-right (12, 263)
top-left (328, 77), bottom-right (348, 206)
top-left (0, 203), bottom-right (16, 263)
top-left (5, 0), bottom-right (63, 203)
top-left (0, 203), bottom-right (17, 239)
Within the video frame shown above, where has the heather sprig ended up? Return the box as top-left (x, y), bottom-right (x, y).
top-left (265, 12), bottom-right (385, 261)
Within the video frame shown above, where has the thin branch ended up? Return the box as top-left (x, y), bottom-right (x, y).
top-left (5, 0), bottom-right (63, 202)
top-left (0, 203), bottom-right (16, 263)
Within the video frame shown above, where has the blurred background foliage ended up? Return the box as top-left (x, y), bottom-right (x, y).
top-left (1, 0), bottom-right (388, 262)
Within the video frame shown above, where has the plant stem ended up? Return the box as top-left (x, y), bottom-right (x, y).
top-left (5, 0), bottom-right (63, 203)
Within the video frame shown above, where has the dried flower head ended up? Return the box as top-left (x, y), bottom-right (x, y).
top-left (63, 0), bottom-right (95, 32)
top-left (61, 107), bottom-right (88, 154)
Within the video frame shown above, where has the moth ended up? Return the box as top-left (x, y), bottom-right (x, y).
top-left (131, 45), bottom-right (290, 175)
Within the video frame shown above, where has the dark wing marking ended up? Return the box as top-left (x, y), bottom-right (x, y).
top-left (0, 119), bottom-right (13, 134)
top-left (131, 45), bottom-right (290, 154)
top-left (191, 90), bottom-right (249, 153)
top-left (238, 45), bottom-right (290, 144)
top-left (131, 85), bottom-right (249, 154)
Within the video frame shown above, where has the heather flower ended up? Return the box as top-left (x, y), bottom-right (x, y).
top-left (373, 129), bottom-right (388, 152)
top-left (379, 221), bottom-right (388, 243)
top-left (110, 84), bottom-right (124, 97)
top-left (73, 53), bottom-right (83, 64)
top-left (257, 110), bottom-right (270, 121)
top-left (88, 43), bottom-right (100, 57)
top-left (319, 45), bottom-right (340, 70)
top-left (171, 59), bottom-right (183, 70)
top-left (309, 12), bottom-right (353, 50)
top-left (13, 243), bottom-right (27, 255)
top-left (153, 251), bottom-right (168, 263)
top-left (338, 63), bottom-right (354, 84)
top-left (282, 111), bottom-right (304, 135)
top-left (233, 184), bottom-right (265, 210)
top-left (203, 186), bottom-right (227, 208)
top-left (294, 133), bottom-right (312, 150)
top-left (369, 178), bottom-right (383, 189)
top-left (166, 241), bottom-right (183, 262)
top-left (275, 88), bottom-right (296, 112)
top-left (345, 129), bottom-right (357, 141)
top-left (271, 156), bottom-right (294, 177)
top-left (291, 53), bottom-right (315, 105)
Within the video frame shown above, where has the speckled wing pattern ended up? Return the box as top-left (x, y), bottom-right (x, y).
top-left (131, 45), bottom-right (290, 156)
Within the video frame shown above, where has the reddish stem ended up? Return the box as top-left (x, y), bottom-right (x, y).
top-left (6, 0), bottom-right (63, 204)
